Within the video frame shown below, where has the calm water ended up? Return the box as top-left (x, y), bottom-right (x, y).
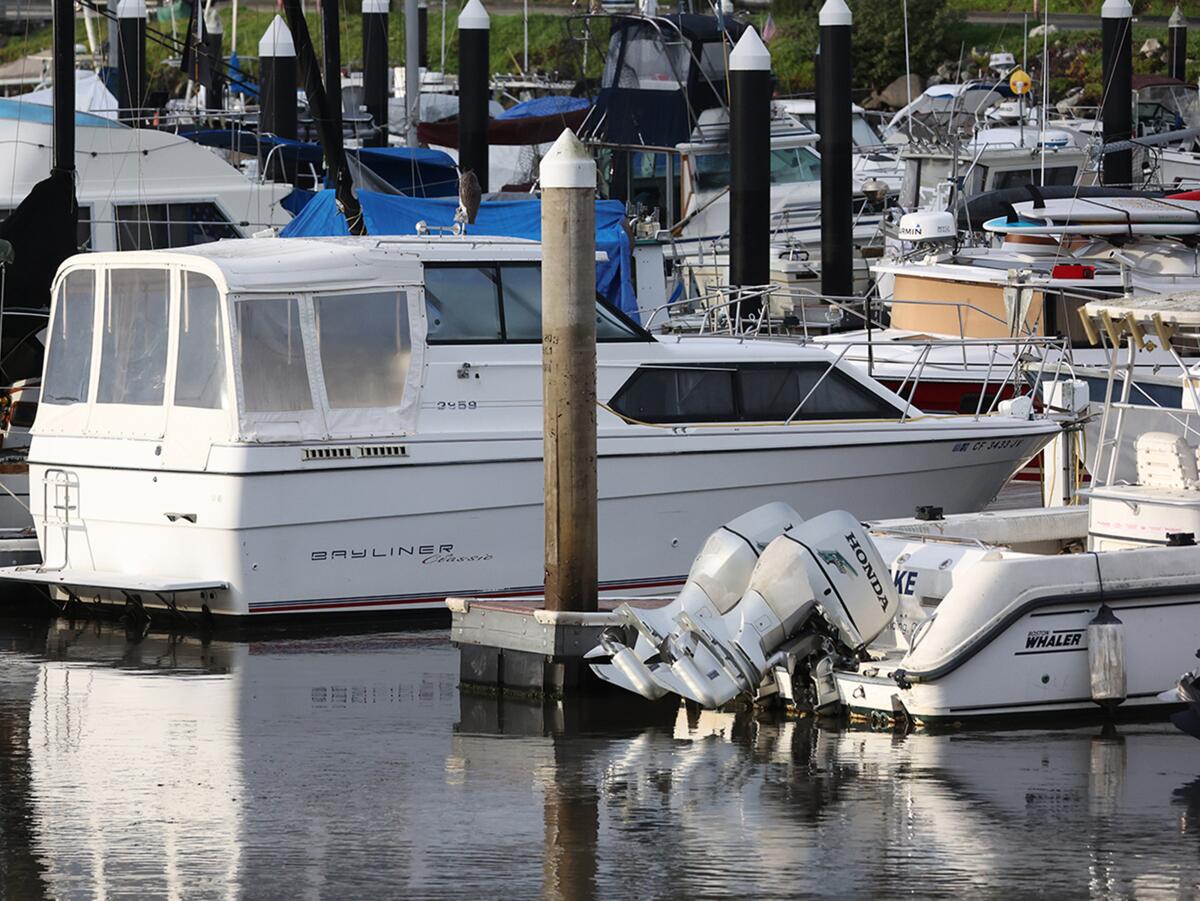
top-left (2, 614), bottom-right (1199, 900)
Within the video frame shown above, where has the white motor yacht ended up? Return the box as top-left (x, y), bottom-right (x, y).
top-left (0, 98), bottom-right (292, 250)
top-left (0, 235), bottom-right (1059, 623)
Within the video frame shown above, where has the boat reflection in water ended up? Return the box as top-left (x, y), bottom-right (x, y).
top-left (1, 618), bottom-right (1199, 898)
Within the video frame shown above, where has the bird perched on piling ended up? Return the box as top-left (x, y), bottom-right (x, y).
top-left (455, 169), bottom-right (482, 229)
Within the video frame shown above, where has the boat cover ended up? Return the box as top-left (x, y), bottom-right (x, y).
top-left (180, 129), bottom-right (459, 196)
top-left (281, 191), bottom-right (639, 321)
top-left (416, 104), bottom-right (591, 147)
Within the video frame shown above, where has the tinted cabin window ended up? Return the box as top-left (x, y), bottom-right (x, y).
top-left (0, 205), bottom-right (91, 249)
top-left (609, 363), bottom-right (901, 423)
top-left (175, 272), bottom-right (227, 409)
top-left (990, 166), bottom-right (1076, 191)
top-left (236, 298), bottom-right (313, 412)
top-left (738, 364), bottom-right (899, 420)
top-left (609, 366), bottom-right (736, 423)
top-left (314, 290), bottom-right (411, 408)
top-left (115, 202), bottom-right (239, 250)
top-left (97, 268), bottom-right (170, 405)
top-left (43, 270), bottom-right (96, 405)
top-left (425, 266), bottom-right (502, 342)
top-left (424, 263), bottom-right (643, 343)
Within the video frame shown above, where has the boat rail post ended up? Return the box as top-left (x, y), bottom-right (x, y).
top-left (728, 27), bottom-right (770, 328)
top-left (1101, 0), bottom-right (1133, 186)
top-left (458, 0), bottom-right (490, 191)
top-left (115, 0), bottom-right (147, 126)
top-left (259, 14), bottom-right (297, 144)
top-left (1170, 5), bottom-right (1188, 82)
top-left (540, 129), bottom-right (598, 617)
top-left (204, 7), bottom-right (225, 113)
top-left (363, 0), bottom-right (389, 147)
top-left (818, 0), bottom-right (853, 298)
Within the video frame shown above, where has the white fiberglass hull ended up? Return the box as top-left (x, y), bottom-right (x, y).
top-left (837, 544), bottom-right (1200, 723)
top-left (25, 424), bottom-right (1054, 619)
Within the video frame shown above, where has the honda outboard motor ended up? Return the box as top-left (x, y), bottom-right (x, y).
top-left (586, 501), bottom-right (804, 699)
top-left (588, 508), bottom-right (899, 710)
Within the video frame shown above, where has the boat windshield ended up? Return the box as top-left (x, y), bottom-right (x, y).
top-left (601, 25), bottom-right (689, 91)
top-left (796, 114), bottom-right (882, 150)
top-left (694, 147), bottom-right (821, 192)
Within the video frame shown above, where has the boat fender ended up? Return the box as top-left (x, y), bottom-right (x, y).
top-left (1087, 604), bottom-right (1127, 711)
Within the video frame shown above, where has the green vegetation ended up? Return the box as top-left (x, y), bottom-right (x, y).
top-left (0, 3), bottom-right (1189, 109)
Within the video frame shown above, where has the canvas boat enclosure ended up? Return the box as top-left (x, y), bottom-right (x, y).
top-left (580, 14), bottom-right (746, 149)
top-left (36, 238), bottom-right (443, 458)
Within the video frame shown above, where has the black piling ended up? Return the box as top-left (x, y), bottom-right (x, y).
top-left (1101, 0), bottom-right (1133, 186)
top-left (1170, 5), bottom-right (1188, 83)
top-left (363, 0), bottom-right (389, 146)
top-left (51, 0), bottom-right (74, 174)
top-left (818, 0), bottom-right (853, 298)
top-left (259, 15), bottom-right (297, 140)
top-left (458, 0), bottom-right (490, 191)
top-left (116, 0), bottom-right (147, 125)
top-left (323, 0), bottom-right (342, 121)
top-left (203, 8), bottom-right (224, 111)
top-left (728, 26), bottom-right (771, 319)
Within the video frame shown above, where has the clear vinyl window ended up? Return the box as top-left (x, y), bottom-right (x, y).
top-left (314, 290), bottom-right (411, 408)
top-left (174, 271), bottom-right (227, 409)
top-left (97, 268), bottom-right (170, 406)
top-left (42, 269), bottom-right (96, 405)
top-left (236, 297), bottom-right (313, 413)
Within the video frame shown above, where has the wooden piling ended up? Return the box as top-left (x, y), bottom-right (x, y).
top-left (540, 129), bottom-right (598, 614)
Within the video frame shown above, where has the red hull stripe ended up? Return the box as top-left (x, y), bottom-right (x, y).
top-left (246, 576), bottom-right (688, 614)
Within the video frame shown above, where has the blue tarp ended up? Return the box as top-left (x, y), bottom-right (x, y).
top-left (281, 191), bottom-right (638, 322)
top-left (496, 96), bottom-right (591, 120)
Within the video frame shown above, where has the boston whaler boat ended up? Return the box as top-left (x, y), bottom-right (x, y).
top-left (0, 235), bottom-right (1057, 623)
top-left (589, 299), bottom-right (1200, 723)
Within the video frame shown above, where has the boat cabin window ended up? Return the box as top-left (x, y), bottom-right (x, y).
top-left (986, 166), bottom-right (1077, 191)
top-left (236, 297), bottom-right (313, 412)
top-left (695, 148), bottom-right (820, 192)
top-left (424, 263), bottom-right (644, 344)
top-left (602, 27), bottom-right (688, 91)
top-left (97, 268), bottom-right (170, 406)
top-left (314, 290), bottom-right (411, 408)
top-left (175, 272), bottom-right (227, 409)
top-left (114, 202), bottom-right (240, 251)
top-left (42, 269), bottom-right (96, 405)
top-left (609, 363), bottom-right (901, 424)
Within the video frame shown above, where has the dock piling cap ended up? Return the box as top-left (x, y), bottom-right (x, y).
top-left (363, 0), bottom-right (389, 13)
top-left (1170, 5), bottom-right (1188, 28)
top-left (729, 28), bottom-right (771, 72)
top-left (1101, 0), bottom-right (1133, 18)
top-left (259, 15), bottom-right (296, 58)
top-left (115, 0), bottom-right (147, 19)
top-left (458, 0), bottom-right (490, 30)
top-left (819, 0), bottom-right (852, 27)
top-left (540, 129), bottom-right (596, 190)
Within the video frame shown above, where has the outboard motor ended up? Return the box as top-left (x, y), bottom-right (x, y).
top-left (587, 502), bottom-right (804, 700)
top-left (588, 508), bottom-right (899, 710)
top-left (1161, 650), bottom-right (1200, 740)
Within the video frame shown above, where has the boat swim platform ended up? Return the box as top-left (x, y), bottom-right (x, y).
top-left (448, 595), bottom-right (672, 698)
top-left (0, 566), bottom-right (228, 594)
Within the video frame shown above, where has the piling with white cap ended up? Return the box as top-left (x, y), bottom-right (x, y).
top-left (729, 27), bottom-right (771, 308)
top-left (363, 0), bottom-right (389, 146)
top-left (203, 6), bottom-right (224, 111)
top-left (1101, 0), bottom-right (1133, 186)
top-left (540, 129), bottom-right (597, 614)
top-left (52, 0), bottom-right (76, 172)
top-left (458, 0), bottom-right (490, 191)
top-left (116, 0), bottom-right (147, 125)
top-left (818, 0), bottom-right (853, 298)
top-left (259, 14), bottom-right (297, 163)
top-left (1170, 5), bottom-right (1188, 83)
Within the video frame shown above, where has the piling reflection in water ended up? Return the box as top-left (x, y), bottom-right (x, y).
top-left (0, 617), bottom-right (1198, 898)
